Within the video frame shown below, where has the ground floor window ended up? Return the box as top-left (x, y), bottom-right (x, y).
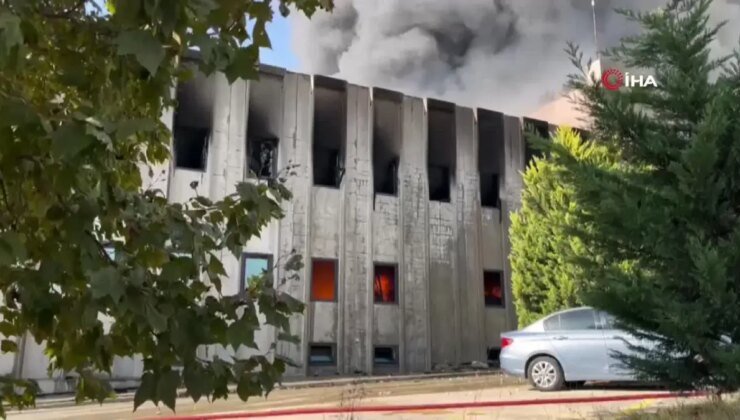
top-left (373, 264), bottom-right (397, 304)
top-left (311, 259), bottom-right (337, 301)
top-left (484, 271), bottom-right (504, 307)
top-left (309, 343), bottom-right (336, 366)
top-left (373, 346), bottom-right (398, 366)
top-left (241, 253), bottom-right (272, 289)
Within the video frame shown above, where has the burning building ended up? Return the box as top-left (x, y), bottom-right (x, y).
top-left (158, 62), bottom-right (557, 377)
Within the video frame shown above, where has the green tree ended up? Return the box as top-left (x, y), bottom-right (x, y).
top-left (0, 0), bottom-right (331, 415)
top-left (511, 127), bottom-right (614, 327)
top-left (551, 0), bottom-right (740, 393)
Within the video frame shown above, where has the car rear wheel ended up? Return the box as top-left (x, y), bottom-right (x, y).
top-left (527, 356), bottom-right (564, 391)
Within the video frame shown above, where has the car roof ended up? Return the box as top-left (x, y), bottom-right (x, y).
top-left (546, 306), bottom-right (595, 317)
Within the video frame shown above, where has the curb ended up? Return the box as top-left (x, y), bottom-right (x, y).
top-left (153, 391), bottom-right (707, 419)
top-left (26, 369), bottom-right (501, 410)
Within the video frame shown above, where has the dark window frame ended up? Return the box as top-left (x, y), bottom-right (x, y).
top-left (310, 258), bottom-right (338, 302)
top-left (483, 270), bottom-right (505, 308)
top-left (373, 263), bottom-right (398, 305)
top-left (240, 253), bottom-right (273, 291)
top-left (373, 345), bottom-right (399, 366)
top-left (247, 136), bottom-right (279, 180)
top-left (308, 343), bottom-right (337, 366)
top-left (312, 146), bottom-right (345, 188)
top-left (428, 164), bottom-right (452, 202)
top-left (173, 126), bottom-right (210, 171)
top-left (480, 172), bottom-right (500, 208)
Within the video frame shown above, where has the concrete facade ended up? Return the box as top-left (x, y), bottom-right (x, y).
top-left (1, 64), bottom-right (554, 390)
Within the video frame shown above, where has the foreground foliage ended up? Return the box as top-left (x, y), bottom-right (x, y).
top-left (551, 0), bottom-right (740, 393)
top-left (0, 0), bottom-right (331, 415)
top-left (511, 127), bottom-right (614, 327)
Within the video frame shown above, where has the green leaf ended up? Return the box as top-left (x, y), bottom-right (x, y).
top-left (0, 232), bottom-right (26, 266)
top-left (226, 316), bottom-right (256, 350)
top-left (115, 30), bottom-right (165, 75)
top-left (207, 256), bottom-right (227, 278)
top-left (134, 372), bottom-right (156, 411)
top-left (115, 118), bottom-right (157, 140)
top-left (236, 373), bottom-right (262, 401)
top-left (145, 304), bottom-right (168, 333)
top-left (90, 267), bottom-right (124, 303)
top-left (183, 364), bottom-right (212, 403)
top-left (224, 46), bottom-right (259, 84)
top-left (156, 370), bottom-right (180, 412)
top-left (51, 123), bottom-right (96, 159)
top-left (1, 339), bottom-right (17, 353)
top-left (0, 98), bottom-right (36, 127)
top-left (277, 331), bottom-right (300, 345)
top-left (0, 11), bottom-right (22, 51)
top-left (284, 254), bottom-right (303, 272)
top-left (252, 21), bottom-right (271, 49)
top-left (277, 292), bottom-right (304, 313)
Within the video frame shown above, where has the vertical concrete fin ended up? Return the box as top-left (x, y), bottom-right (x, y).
top-left (341, 84), bottom-right (373, 374)
top-left (455, 106), bottom-right (486, 364)
top-left (399, 96), bottom-right (431, 373)
top-left (276, 73), bottom-right (313, 376)
top-left (500, 116), bottom-right (525, 331)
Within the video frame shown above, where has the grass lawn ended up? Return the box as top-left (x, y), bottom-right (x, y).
top-left (619, 397), bottom-right (740, 419)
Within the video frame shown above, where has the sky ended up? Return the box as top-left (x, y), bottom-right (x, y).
top-left (260, 13), bottom-right (298, 70)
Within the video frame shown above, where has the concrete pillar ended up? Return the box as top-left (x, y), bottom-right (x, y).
top-left (499, 116), bottom-right (525, 330)
top-left (340, 85), bottom-right (373, 374)
top-left (455, 107), bottom-right (486, 363)
top-left (276, 73), bottom-right (314, 376)
top-left (398, 97), bottom-right (431, 373)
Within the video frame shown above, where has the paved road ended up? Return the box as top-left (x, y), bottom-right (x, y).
top-left (7, 375), bottom-right (707, 419)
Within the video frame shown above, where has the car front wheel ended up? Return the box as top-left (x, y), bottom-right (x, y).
top-left (527, 356), bottom-right (565, 391)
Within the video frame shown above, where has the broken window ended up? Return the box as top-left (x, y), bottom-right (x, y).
top-left (428, 100), bottom-right (456, 202)
top-left (241, 253), bottom-right (272, 289)
top-left (373, 89), bottom-right (402, 196)
top-left (483, 271), bottom-right (504, 307)
top-left (373, 264), bottom-right (397, 304)
top-left (313, 76), bottom-right (346, 188)
top-left (247, 71), bottom-right (283, 179)
top-left (478, 110), bottom-right (504, 208)
top-left (173, 70), bottom-right (213, 171)
top-left (247, 137), bottom-right (278, 179)
top-left (309, 344), bottom-right (336, 366)
top-left (522, 118), bottom-right (549, 166)
top-left (373, 346), bottom-right (398, 366)
top-left (311, 259), bottom-right (337, 302)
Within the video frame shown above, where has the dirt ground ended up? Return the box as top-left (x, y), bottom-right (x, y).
top-left (6, 374), bottom-right (711, 420)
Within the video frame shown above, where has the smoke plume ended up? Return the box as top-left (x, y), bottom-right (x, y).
top-left (291, 0), bottom-right (740, 115)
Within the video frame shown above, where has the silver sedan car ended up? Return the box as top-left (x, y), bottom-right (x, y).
top-left (500, 307), bottom-right (643, 391)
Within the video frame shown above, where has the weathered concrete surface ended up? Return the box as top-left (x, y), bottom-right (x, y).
top-left (455, 106), bottom-right (486, 364)
top-left (398, 97), bottom-right (431, 373)
top-left (340, 84), bottom-right (373, 375)
top-left (499, 115), bottom-right (527, 332)
top-left (428, 200), bottom-right (458, 368)
top-left (276, 73), bottom-right (314, 376)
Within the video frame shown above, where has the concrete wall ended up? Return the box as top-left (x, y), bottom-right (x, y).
top-left (8, 65), bottom-right (541, 391)
top-left (398, 97), bottom-right (431, 373)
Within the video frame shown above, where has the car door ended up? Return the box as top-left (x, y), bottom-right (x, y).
top-left (598, 311), bottom-right (639, 380)
top-left (547, 308), bottom-right (611, 381)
